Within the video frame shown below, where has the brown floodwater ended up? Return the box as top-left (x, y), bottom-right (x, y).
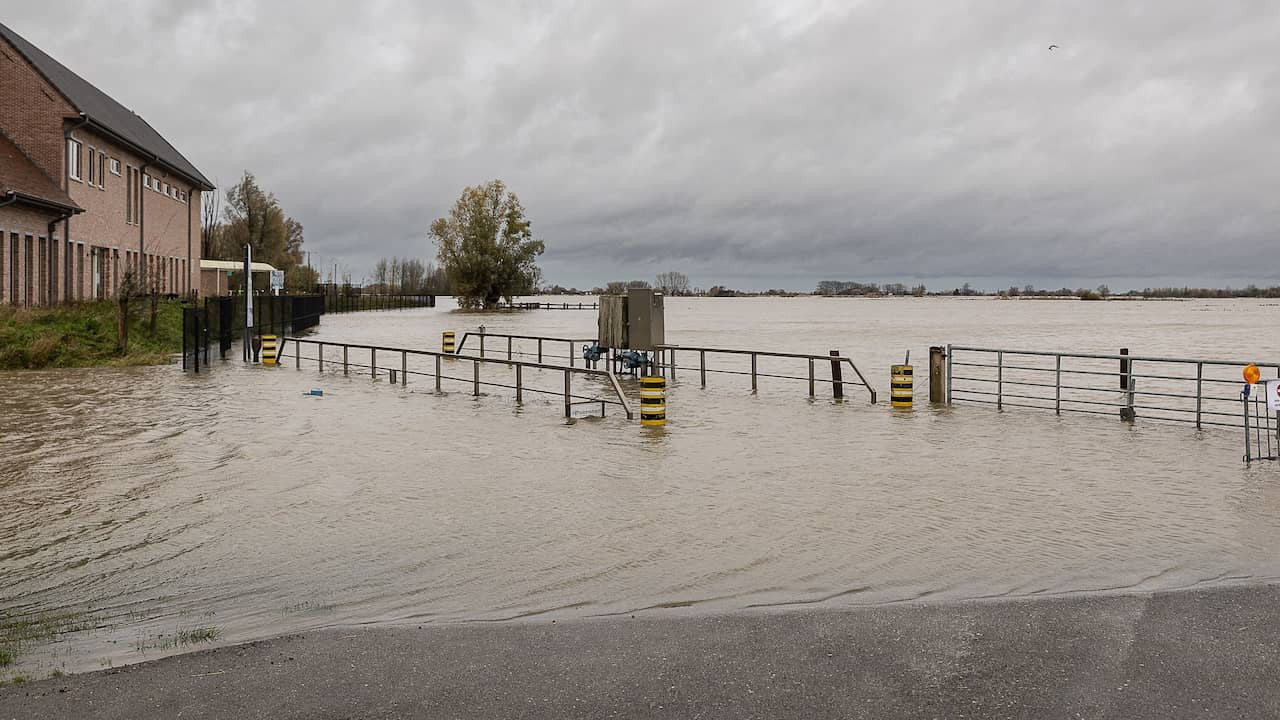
top-left (2, 296), bottom-right (1279, 676)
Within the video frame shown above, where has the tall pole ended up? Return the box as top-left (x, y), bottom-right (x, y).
top-left (244, 244), bottom-right (253, 361)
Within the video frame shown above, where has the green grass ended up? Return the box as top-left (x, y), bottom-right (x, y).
top-left (0, 299), bottom-right (184, 370)
top-left (0, 610), bottom-right (94, 672)
top-left (0, 647), bottom-right (11, 668)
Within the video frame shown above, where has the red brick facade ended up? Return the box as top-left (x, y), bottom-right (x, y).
top-left (0, 28), bottom-right (208, 308)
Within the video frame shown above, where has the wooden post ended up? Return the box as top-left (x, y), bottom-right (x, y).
top-left (830, 350), bottom-right (843, 399)
top-left (929, 346), bottom-right (945, 403)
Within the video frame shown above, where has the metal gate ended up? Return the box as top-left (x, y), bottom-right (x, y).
top-left (181, 304), bottom-right (210, 372)
top-left (1243, 382), bottom-right (1280, 464)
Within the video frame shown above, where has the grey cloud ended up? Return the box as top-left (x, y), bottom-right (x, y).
top-left (7, 0), bottom-right (1279, 290)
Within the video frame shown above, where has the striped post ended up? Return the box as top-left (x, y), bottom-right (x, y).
top-left (890, 364), bottom-right (913, 409)
top-left (640, 376), bottom-right (667, 427)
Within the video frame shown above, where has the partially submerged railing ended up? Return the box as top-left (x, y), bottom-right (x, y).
top-left (281, 338), bottom-right (632, 420)
top-left (455, 332), bottom-right (595, 366)
top-left (1243, 387), bottom-right (1279, 464)
top-left (654, 344), bottom-right (877, 403)
top-left (947, 345), bottom-right (1280, 429)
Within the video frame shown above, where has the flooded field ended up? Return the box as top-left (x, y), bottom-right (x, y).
top-left (2, 296), bottom-right (1280, 677)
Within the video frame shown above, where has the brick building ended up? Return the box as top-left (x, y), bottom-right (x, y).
top-left (0, 21), bottom-right (213, 307)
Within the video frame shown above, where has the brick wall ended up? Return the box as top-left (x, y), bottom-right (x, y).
top-left (65, 127), bottom-right (200, 301)
top-left (0, 205), bottom-right (63, 307)
top-left (0, 35), bottom-right (73, 179)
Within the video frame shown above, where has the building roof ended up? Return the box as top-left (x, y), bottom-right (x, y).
top-left (0, 22), bottom-right (215, 191)
top-left (0, 131), bottom-right (81, 214)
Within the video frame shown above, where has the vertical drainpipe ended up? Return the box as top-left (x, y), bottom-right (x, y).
top-left (63, 113), bottom-right (90, 303)
top-left (139, 158), bottom-right (153, 288)
top-left (186, 181), bottom-right (193, 298)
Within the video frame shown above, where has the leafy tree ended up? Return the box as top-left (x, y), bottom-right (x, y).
top-left (430, 180), bottom-right (544, 309)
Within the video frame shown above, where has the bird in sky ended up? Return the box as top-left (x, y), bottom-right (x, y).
top-left (1048, 44), bottom-right (1060, 50)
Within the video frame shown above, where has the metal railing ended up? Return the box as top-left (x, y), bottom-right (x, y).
top-left (455, 331), bottom-right (596, 366)
top-left (947, 345), bottom-right (1280, 429)
top-left (497, 301), bottom-right (598, 311)
top-left (281, 338), bottom-right (632, 420)
top-left (1243, 388), bottom-right (1279, 464)
top-left (653, 344), bottom-right (877, 403)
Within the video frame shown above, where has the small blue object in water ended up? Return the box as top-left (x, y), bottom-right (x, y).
top-left (304, 389), bottom-right (324, 397)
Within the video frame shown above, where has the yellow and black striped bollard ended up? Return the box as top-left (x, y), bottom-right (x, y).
top-left (261, 335), bottom-right (278, 366)
top-left (891, 364), bottom-right (913, 408)
top-left (442, 331), bottom-right (456, 354)
top-left (640, 376), bottom-right (666, 427)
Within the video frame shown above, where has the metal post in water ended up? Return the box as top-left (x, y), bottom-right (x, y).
top-left (996, 351), bottom-right (1003, 410)
top-left (473, 360), bottom-right (480, 396)
top-left (294, 340), bottom-right (300, 369)
top-left (751, 353), bottom-right (758, 392)
top-left (537, 338), bottom-right (543, 363)
top-left (1195, 363), bottom-right (1203, 429)
top-left (1120, 348), bottom-right (1130, 389)
top-left (516, 364), bottom-right (523, 403)
top-left (1055, 354), bottom-right (1062, 415)
top-left (829, 350), bottom-right (843, 399)
top-left (929, 347), bottom-right (945, 403)
top-left (569, 342), bottom-right (575, 367)
top-left (319, 343), bottom-right (324, 372)
top-left (563, 369), bottom-right (571, 418)
top-left (700, 350), bottom-right (707, 387)
top-left (343, 345), bottom-right (349, 375)
top-left (507, 336), bottom-right (513, 361)
top-left (371, 348), bottom-right (376, 381)
top-left (808, 358), bottom-right (815, 397)
top-left (946, 344), bottom-right (953, 405)
top-left (401, 351), bottom-right (407, 386)
top-left (435, 355), bottom-right (442, 392)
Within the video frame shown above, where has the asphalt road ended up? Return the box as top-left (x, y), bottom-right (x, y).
top-left (3, 583), bottom-right (1280, 719)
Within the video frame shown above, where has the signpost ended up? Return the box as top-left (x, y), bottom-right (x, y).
top-left (270, 270), bottom-right (285, 296)
top-left (244, 245), bottom-right (253, 361)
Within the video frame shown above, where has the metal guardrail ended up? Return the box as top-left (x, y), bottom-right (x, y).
top-left (497, 301), bottom-right (598, 311)
top-left (281, 337), bottom-right (633, 420)
top-left (947, 345), bottom-right (1280, 429)
top-left (654, 344), bottom-right (877, 403)
top-left (455, 332), bottom-right (596, 366)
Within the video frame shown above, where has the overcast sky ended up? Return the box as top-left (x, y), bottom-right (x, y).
top-left (7, 1), bottom-right (1280, 291)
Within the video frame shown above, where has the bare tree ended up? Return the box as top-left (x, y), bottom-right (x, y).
top-left (201, 187), bottom-right (223, 259)
top-left (655, 271), bottom-right (690, 296)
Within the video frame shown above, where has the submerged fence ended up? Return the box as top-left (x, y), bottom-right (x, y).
top-left (324, 294), bottom-right (435, 314)
top-left (280, 338), bottom-right (632, 419)
top-left (947, 345), bottom-right (1280, 429)
top-left (653, 344), bottom-right (878, 403)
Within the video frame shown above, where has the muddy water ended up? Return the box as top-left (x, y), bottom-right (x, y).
top-left (2, 296), bottom-right (1279, 676)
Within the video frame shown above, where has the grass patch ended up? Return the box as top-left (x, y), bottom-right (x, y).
top-left (0, 647), bottom-right (11, 667)
top-left (0, 299), bottom-right (184, 370)
top-left (0, 610), bottom-right (94, 671)
top-left (134, 624), bottom-right (222, 653)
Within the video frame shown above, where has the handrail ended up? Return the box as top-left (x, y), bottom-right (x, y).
top-left (455, 331), bottom-right (595, 361)
top-left (949, 345), bottom-right (1280, 369)
top-left (282, 337), bottom-right (633, 420)
top-left (654, 343), bottom-right (877, 403)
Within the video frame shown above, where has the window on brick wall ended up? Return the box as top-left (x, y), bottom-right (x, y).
top-left (67, 139), bottom-right (82, 180)
top-left (109, 158), bottom-right (121, 175)
top-left (87, 148), bottom-right (96, 185)
top-left (142, 172), bottom-right (150, 190)
top-left (98, 153), bottom-right (106, 189)
top-left (126, 166), bottom-right (133, 224)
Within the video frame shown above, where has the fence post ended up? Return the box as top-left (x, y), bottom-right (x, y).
top-left (473, 360), bottom-right (480, 396)
top-left (1195, 362), bottom-right (1203, 429)
top-left (670, 349), bottom-right (676, 380)
top-left (700, 350), bottom-right (707, 387)
top-left (537, 338), bottom-right (543, 363)
top-left (371, 348), bottom-right (376, 381)
top-left (293, 340), bottom-right (299, 369)
top-left (996, 351), bottom-right (1003, 410)
top-left (808, 358), bottom-right (815, 397)
top-left (1120, 348), bottom-right (1130, 389)
top-left (946, 344), bottom-right (953, 404)
top-left (343, 345), bottom-right (349, 375)
top-left (569, 342), bottom-right (575, 367)
top-left (829, 350), bottom-right (842, 399)
top-left (516, 364), bottom-right (523, 403)
top-left (401, 351), bottom-right (407, 386)
top-left (563, 369), bottom-right (571, 417)
top-left (1121, 369), bottom-right (1136, 422)
top-left (1055, 354), bottom-right (1061, 415)
top-left (507, 336), bottom-right (512, 361)
top-left (751, 353), bottom-right (759, 392)
top-left (435, 354), bottom-right (442, 392)
top-left (319, 343), bottom-right (324, 372)
top-left (929, 347), bottom-right (945, 403)
top-left (479, 333), bottom-right (485, 357)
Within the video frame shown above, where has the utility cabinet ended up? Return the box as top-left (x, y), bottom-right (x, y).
top-left (598, 287), bottom-right (665, 350)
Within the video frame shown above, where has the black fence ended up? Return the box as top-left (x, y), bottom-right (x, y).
top-left (324, 294), bottom-right (435, 314)
top-left (181, 304), bottom-right (210, 373)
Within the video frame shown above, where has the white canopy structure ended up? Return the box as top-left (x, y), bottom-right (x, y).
top-left (199, 259), bottom-right (280, 296)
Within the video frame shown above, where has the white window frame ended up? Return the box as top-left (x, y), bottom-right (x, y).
top-left (68, 140), bottom-right (82, 181)
top-left (109, 158), bottom-right (121, 176)
top-left (87, 147), bottom-right (96, 185)
top-left (98, 153), bottom-right (106, 189)
top-left (142, 172), bottom-right (150, 189)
